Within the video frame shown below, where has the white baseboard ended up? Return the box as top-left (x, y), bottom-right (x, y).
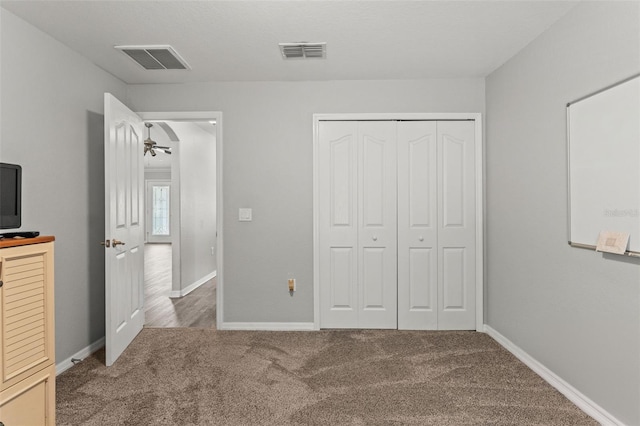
top-left (218, 322), bottom-right (315, 331)
top-left (56, 337), bottom-right (105, 376)
top-left (169, 270), bottom-right (216, 298)
top-left (483, 325), bottom-right (623, 426)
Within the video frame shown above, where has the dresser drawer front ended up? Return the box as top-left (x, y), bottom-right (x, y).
top-left (0, 364), bottom-right (56, 426)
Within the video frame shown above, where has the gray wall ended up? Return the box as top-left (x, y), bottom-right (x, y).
top-left (171, 122), bottom-right (217, 291)
top-left (127, 79), bottom-right (485, 322)
top-left (485, 2), bottom-right (639, 424)
top-left (0, 10), bottom-right (127, 361)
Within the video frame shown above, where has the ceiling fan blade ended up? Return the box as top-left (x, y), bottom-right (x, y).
top-left (156, 145), bottom-right (171, 150)
top-left (161, 149), bottom-right (172, 155)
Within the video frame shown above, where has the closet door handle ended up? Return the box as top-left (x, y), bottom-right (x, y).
top-left (419, 236), bottom-right (424, 242)
top-left (372, 236), bottom-right (378, 241)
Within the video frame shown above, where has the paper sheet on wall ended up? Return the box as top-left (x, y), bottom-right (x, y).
top-left (595, 231), bottom-right (629, 255)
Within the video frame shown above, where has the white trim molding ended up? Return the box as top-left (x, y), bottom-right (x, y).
top-left (56, 337), bottom-right (105, 376)
top-left (169, 270), bottom-right (217, 298)
top-left (484, 325), bottom-right (624, 426)
top-left (218, 322), bottom-right (315, 331)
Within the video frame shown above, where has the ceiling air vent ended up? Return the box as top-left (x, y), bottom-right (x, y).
top-left (279, 42), bottom-right (326, 59)
top-left (115, 45), bottom-right (191, 70)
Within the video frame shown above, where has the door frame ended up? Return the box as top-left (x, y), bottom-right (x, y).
top-left (138, 111), bottom-right (223, 328)
top-left (312, 113), bottom-right (484, 331)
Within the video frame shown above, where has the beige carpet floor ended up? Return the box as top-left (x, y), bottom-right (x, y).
top-left (56, 328), bottom-right (597, 425)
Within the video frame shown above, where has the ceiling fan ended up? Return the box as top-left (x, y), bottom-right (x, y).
top-left (144, 122), bottom-right (172, 156)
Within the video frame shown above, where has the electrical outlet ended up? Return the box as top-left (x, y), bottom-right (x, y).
top-left (288, 278), bottom-right (296, 292)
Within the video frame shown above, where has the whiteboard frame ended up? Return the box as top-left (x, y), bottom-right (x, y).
top-left (566, 73), bottom-right (640, 257)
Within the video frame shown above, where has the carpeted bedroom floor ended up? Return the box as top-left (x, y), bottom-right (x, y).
top-left (56, 328), bottom-right (597, 425)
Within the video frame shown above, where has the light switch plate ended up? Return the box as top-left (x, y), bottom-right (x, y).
top-left (239, 208), bottom-right (252, 221)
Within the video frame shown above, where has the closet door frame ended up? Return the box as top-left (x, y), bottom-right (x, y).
top-left (313, 113), bottom-right (484, 331)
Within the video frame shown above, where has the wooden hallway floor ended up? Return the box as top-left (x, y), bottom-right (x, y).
top-left (144, 243), bottom-right (216, 328)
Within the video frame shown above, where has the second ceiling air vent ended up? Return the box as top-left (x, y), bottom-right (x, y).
top-left (279, 42), bottom-right (326, 59)
top-left (115, 45), bottom-right (191, 70)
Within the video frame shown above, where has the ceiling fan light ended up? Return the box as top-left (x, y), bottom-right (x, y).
top-left (143, 122), bottom-right (171, 156)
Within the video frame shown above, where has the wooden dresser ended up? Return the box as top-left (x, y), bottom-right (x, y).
top-left (0, 237), bottom-right (55, 426)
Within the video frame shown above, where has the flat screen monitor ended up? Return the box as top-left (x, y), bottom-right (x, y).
top-left (0, 163), bottom-right (22, 229)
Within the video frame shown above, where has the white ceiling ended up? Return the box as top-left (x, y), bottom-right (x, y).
top-left (1, 0), bottom-right (579, 84)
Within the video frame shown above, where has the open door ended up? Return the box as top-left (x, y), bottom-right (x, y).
top-left (104, 93), bottom-right (145, 366)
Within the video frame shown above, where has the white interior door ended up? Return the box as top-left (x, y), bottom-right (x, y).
top-left (397, 121), bottom-right (438, 329)
top-left (397, 121), bottom-right (476, 330)
top-left (318, 118), bottom-right (477, 331)
top-left (104, 93), bottom-right (145, 366)
top-left (437, 121), bottom-right (476, 329)
top-left (318, 121), bottom-right (397, 329)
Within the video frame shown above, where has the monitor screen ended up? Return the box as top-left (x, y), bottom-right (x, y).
top-left (0, 163), bottom-right (22, 229)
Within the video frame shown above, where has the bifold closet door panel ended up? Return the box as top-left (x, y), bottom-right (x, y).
top-left (357, 121), bottom-right (398, 329)
top-left (397, 121), bottom-right (438, 330)
top-left (318, 121), bottom-right (398, 329)
top-left (318, 121), bottom-right (359, 328)
top-left (437, 120), bottom-right (476, 330)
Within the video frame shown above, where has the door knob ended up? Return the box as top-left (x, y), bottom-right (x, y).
top-left (112, 239), bottom-right (126, 247)
top-left (372, 236), bottom-right (378, 241)
top-left (419, 236), bottom-right (424, 242)
top-left (100, 240), bottom-right (111, 248)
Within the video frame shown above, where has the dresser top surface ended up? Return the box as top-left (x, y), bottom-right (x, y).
top-left (0, 236), bottom-right (55, 249)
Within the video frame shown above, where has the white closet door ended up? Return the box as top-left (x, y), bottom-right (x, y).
top-left (397, 121), bottom-right (438, 330)
top-left (319, 121), bottom-right (397, 329)
top-left (358, 122), bottom-right (397, 329)
top-left (319, 118), bottom-right (477, 331)
top-left (437, 121), bottom-right (476, 329)
top-left (398, 120), bottom-right (476, 330)
top-left (318, 121), bottom-right (359, 328)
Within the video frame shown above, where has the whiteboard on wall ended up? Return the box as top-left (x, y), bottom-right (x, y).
top-left (567, 74), bottom-right (640, 254)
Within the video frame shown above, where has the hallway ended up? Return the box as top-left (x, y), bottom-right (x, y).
top-left (144, 243), bottom-right (216, 328)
